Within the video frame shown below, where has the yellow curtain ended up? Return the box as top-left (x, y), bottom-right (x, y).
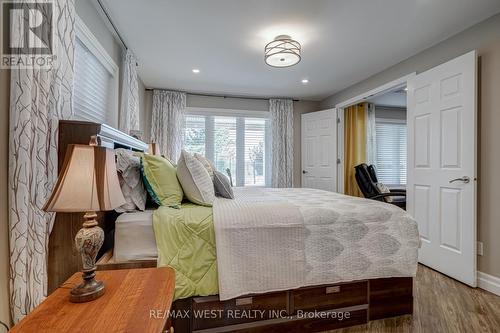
top-left (344, 103), bottom-right (367, 197)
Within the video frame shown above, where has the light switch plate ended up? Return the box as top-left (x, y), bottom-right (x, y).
top-left (477, 241), bottom-right (484, 256)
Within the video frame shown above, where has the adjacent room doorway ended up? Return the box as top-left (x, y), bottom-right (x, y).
top-left (335, 51), bottom-right (478, 287)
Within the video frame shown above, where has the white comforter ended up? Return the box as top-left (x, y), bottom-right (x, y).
top-left (213, 187), bottom-right (420, 301)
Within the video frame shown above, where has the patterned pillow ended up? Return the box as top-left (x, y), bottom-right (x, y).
top-left (177, 150), bottom-right (215, 206)
top-left (375, 182), bottom-right (393, 203)
top-left (213, 171), bottom-right (234, 199)
top-left (115, 149), bottom-right (147, 212)
top-left (194, 153), bottom-right (215, 179)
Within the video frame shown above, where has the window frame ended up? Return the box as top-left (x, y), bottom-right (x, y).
top-left (374, 117), bottom-right (407, 188)
top-left (73, 15), bottom-right (119, 124)
top-left (184, 107), bottom-right (271, 187)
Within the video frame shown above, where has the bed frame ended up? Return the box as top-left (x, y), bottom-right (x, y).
top-left (97, 252), bottom-right (413, 333)
top-left (54, 121), bottom-right (413, 332)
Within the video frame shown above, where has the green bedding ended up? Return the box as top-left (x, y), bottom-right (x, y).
top-left (153, 204), bottom-right (219, 300)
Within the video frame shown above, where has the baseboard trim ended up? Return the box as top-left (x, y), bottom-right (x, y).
top-left (478, 271), bottom-right (500, 296)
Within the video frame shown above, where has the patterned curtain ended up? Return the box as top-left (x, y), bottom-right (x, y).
top-left (119, 49), bottom-right (140, 134)
top-left (269, 99), bottom-right (294, 188)
top-left (8, 0), bottom-right (75, 323)
top-left (150, 90), bottom-right (186, 162)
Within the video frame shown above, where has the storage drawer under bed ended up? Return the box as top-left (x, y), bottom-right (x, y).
top-left (172, 277), bottom-right (412, 333)
top-left (191, 291), bottom-right (289, 330)
top-left (291, 281), bottom-right (368, 313)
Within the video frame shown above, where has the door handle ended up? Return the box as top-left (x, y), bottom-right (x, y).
top-left (302, 170), bottom-right (308, 174)
top-left (449, 176), bottom-right (470, 184)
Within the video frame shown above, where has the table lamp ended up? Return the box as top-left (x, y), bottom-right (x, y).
top-left (43, 142), bottom-right (125, 303)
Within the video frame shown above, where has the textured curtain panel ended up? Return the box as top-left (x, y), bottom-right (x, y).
top-left (366, 103), bottom-right (377, 166)
top-left (150, 90), bottom-right (187, 161)
top-left (269, 99), bottom-right (294, 188)
top-left (119, 49), bottom-right (140, 134)
top-left (8, 0), bottom-right (75, 323)
top-left (344, 103), bottom-right (367, 197)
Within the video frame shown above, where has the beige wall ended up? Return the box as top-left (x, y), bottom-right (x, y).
top-left (0, 69), bottom-right (11, 327)
top-left (143, 91), bottom-right (320, 186)
top-left (320, 13), bottom-right (500, 278)
top-left (76, 0), bottom-right (121, 63)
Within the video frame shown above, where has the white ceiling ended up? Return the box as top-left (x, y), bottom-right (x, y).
top-left (102, 0), bottom-right (500, 101)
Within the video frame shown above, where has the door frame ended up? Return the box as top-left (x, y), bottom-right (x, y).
top-left (334, 73), bottom-right (416, 194)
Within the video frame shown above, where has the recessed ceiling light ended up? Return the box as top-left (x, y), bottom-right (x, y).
top-left (301, 79), bottom-right (309, 84)
top-left (192, 69), bottom-right (200, 73)
top-left (404, 87), bottom-right (408, 92)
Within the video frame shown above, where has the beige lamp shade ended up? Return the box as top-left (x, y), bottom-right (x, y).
top-left (43, 144), bottom-right (126, 212)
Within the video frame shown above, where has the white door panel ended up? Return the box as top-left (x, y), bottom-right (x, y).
top-left (408, 51), bottom-right (477, 286)
top-left (301, 109), bottom-right (337, 191)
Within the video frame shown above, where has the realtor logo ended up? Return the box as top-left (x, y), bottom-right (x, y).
top-left (1, 0), bottom-right (55, 68)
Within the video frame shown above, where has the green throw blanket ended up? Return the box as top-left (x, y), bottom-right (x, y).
top-left (153, 204), bottom-right (219, 300)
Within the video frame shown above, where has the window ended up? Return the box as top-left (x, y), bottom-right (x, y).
top-left (73, 16), bottom-right (118, 124)
top-left (375, 119), bottom-right (407, 186)
top-left (183, 110), bottom-right (270, 186)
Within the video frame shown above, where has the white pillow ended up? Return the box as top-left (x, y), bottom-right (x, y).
top-left (177, 150), bottom-right (215, 206)
top-left (194, 153), bottom-right (215, 179)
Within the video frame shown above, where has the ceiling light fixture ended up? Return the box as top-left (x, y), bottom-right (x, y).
top-left (301, 79), bottom-right (309, 84)
top-left (192, 69), bottom-right (200, 73)
top-left (265, 35), bottom-right (301, 68)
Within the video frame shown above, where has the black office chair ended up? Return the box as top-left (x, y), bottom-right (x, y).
top-left (354, 163), bottom-right (406, 210)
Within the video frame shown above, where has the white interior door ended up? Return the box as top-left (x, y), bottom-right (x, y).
top-left (407, 51), bottom-right (477, 286)
top-left (301, 109), bottom-right (337, 191)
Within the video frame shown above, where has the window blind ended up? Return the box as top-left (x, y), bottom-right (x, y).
top-left (184, 114), bottom-right (269, 186)
top-left (73, 37), bottom-right (112, 123)
top-left (213, 116), bottom-right (238, 183)
top-left (375, 120), bottom-right (407, 186)
top-left (184, 115), bottom-right (206, 155)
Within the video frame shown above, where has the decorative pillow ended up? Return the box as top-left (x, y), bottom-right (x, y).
top-left (141, 154), bottom-right (183, 207)
top-left (115, 149), bottom-right (146, 212)
top-left (194, 153), bottom-right (215, 179)
top-left (375, 182), bottom-right (393, 203)
top-left (177, 150), bottom-right (215, 206)
top-left (213, 170), bottom-right (234, 199)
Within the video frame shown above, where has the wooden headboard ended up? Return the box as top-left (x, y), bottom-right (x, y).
top-left (48, 120), bottom-right (148, 293)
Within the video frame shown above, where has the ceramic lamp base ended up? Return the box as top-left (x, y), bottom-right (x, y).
top-left (71, 211), bottom-right (105, 303)
top-left (70, 272), bottom-right (105, 303)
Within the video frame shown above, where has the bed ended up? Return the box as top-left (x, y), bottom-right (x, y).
top-left (106, 186), bottom-right (419, 332)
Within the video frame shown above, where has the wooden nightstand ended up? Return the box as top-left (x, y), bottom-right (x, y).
top-left (10, 268), bottom-right (175, 333)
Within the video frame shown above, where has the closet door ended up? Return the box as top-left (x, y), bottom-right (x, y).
top-left (301, 109), bottom-right (338, 191)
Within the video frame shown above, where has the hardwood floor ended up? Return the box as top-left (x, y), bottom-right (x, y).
top-left (326, 265), bottom-right (500, 333)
